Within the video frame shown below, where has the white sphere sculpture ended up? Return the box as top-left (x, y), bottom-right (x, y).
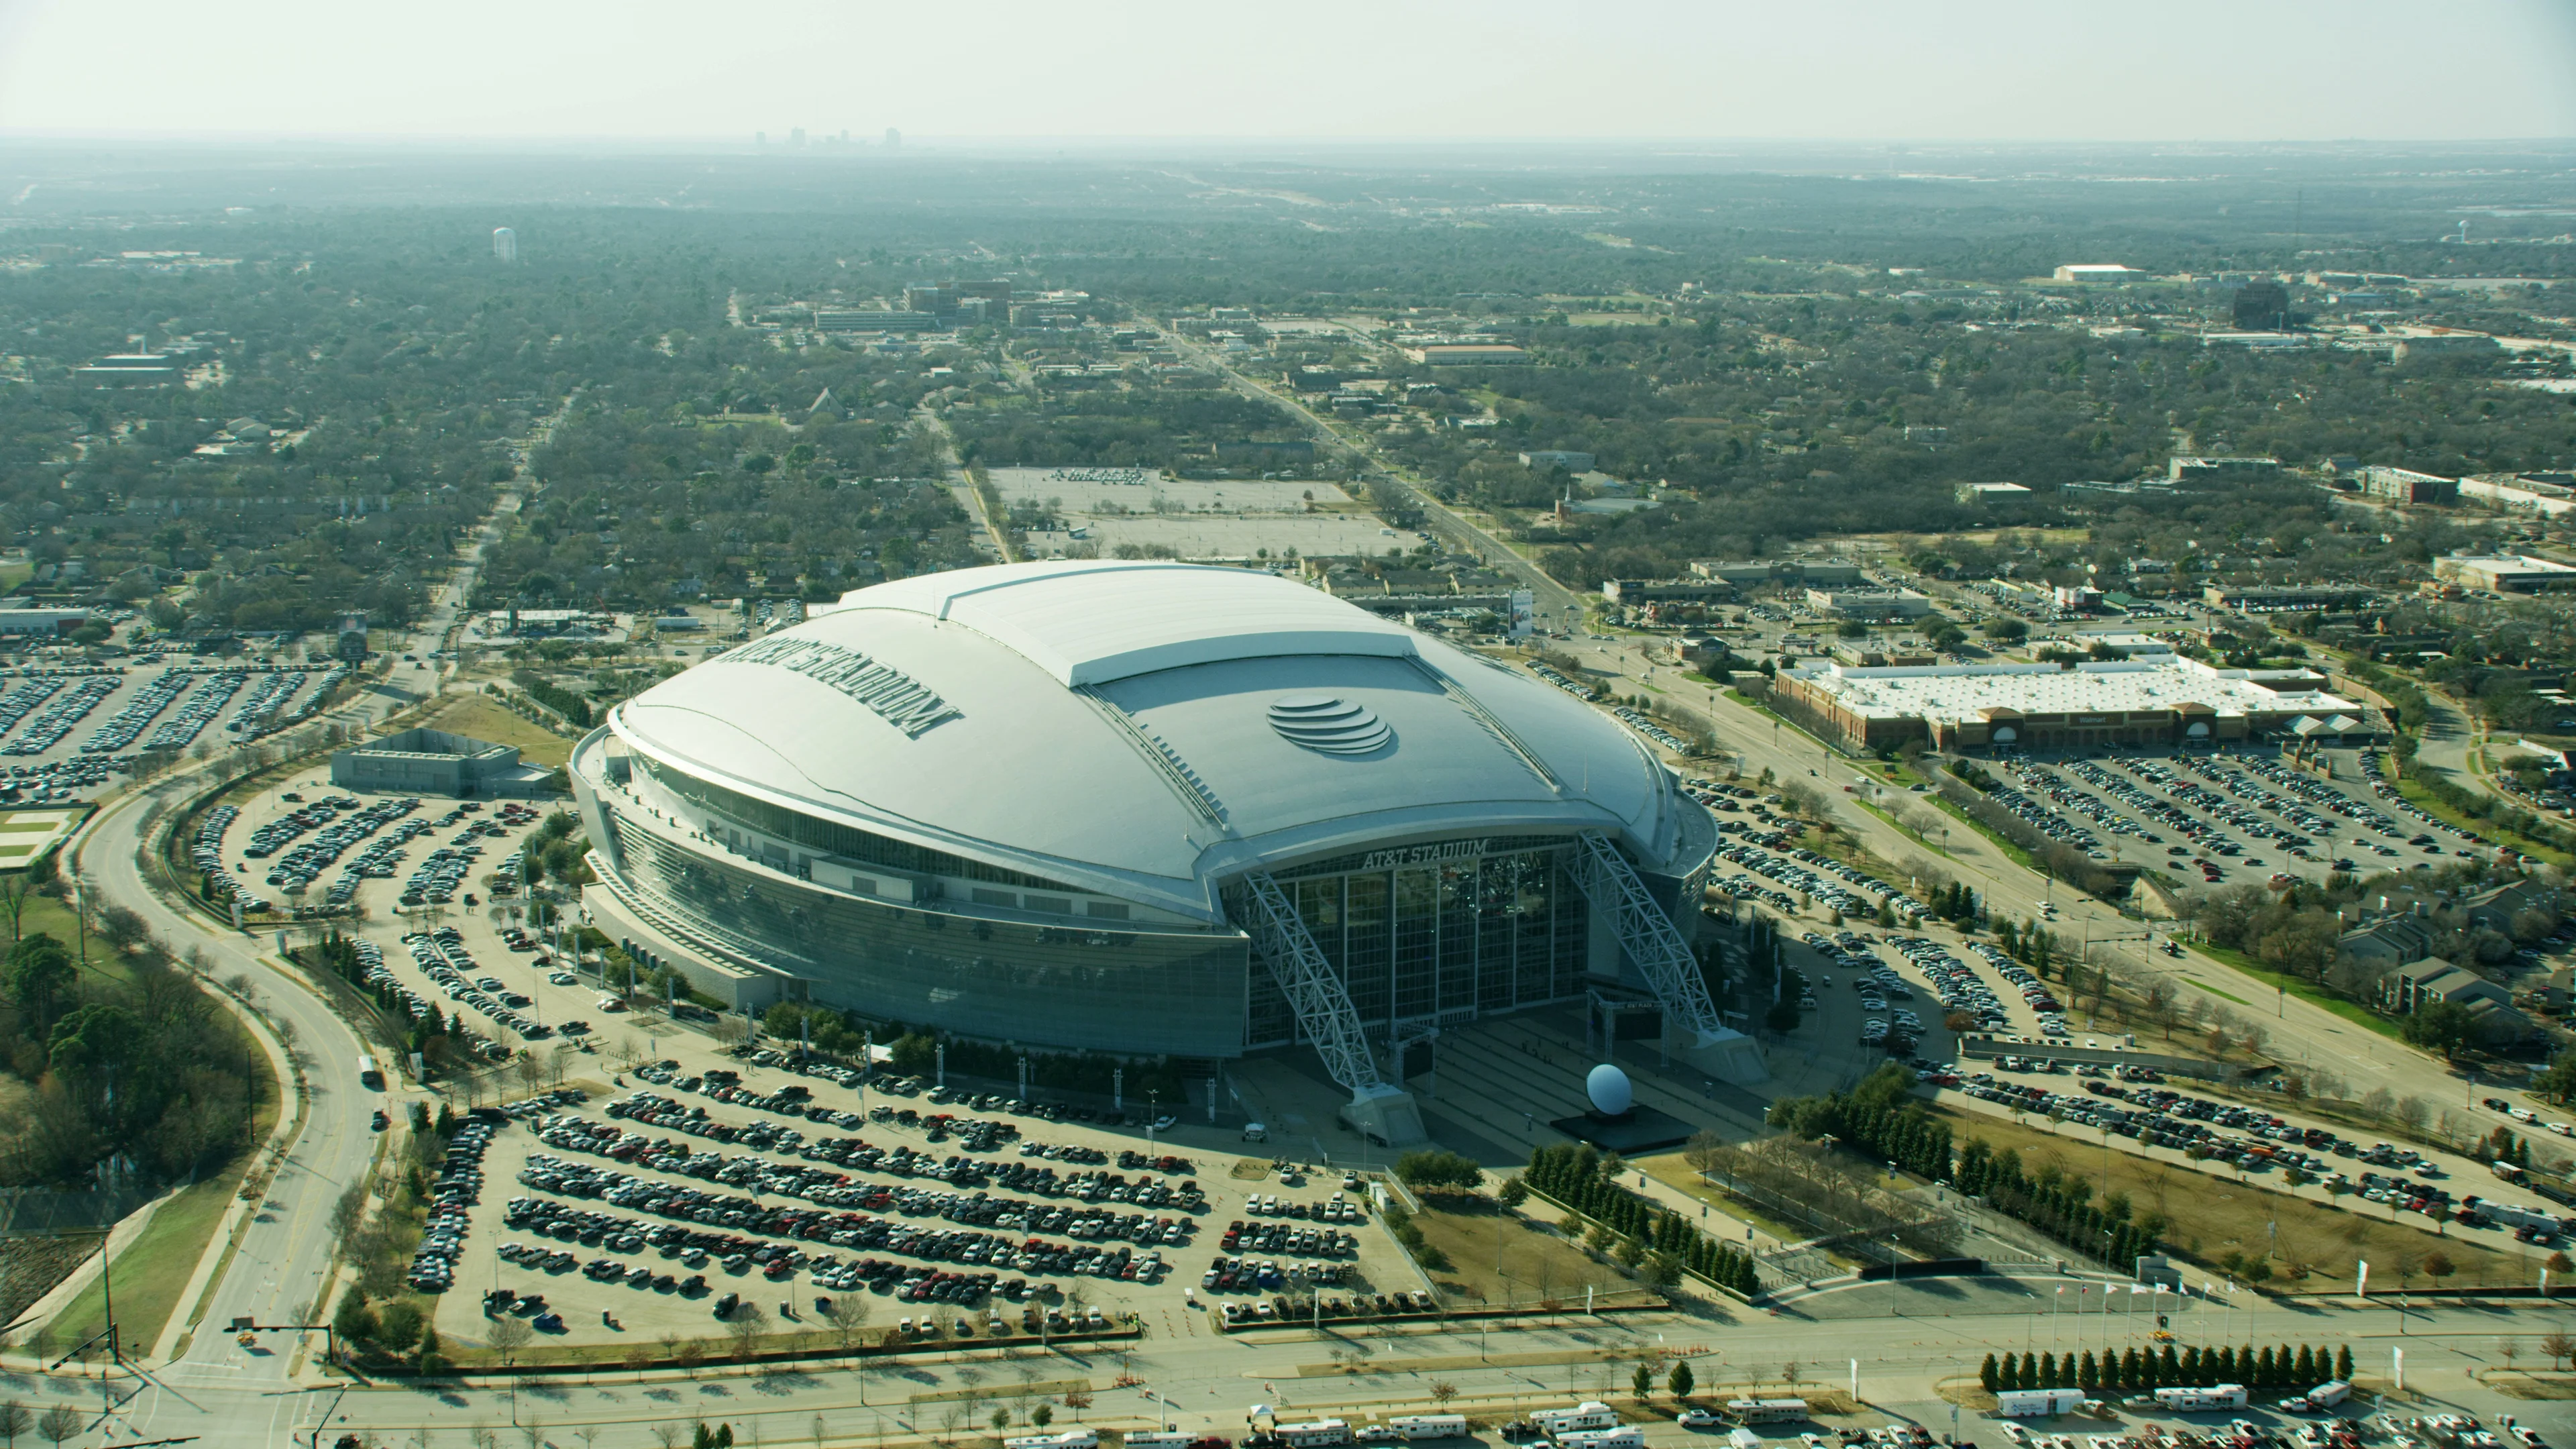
top-left (1585, 1063), bottom-right (1633, 1116)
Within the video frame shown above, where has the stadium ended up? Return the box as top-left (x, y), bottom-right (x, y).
top-left (570, 561), bottom-right (1760, 1144)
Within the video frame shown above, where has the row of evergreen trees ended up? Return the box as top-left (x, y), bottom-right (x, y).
top-left (1927, 881), bottom-right (1982, 923)
top-left (1766, 1067), bottom-right (2167, 1270)
top-left (1955, 1137), bottom-right (2167, 1267)
top-left (309, 932), bottom-right (468, 1060)
top-left (1980, 1342), bottom-right (2355, 1394)
top-left (1523, 1143), bottom-right (1761, 1295)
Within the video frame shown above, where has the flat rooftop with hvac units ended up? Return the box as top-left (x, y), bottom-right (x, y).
top-left (1774, 656), bottom-right (2371, 751)
top-left (331, 727), bottom-right (557, 797)
top-left (568, 561), bottom-right (1760, 1148)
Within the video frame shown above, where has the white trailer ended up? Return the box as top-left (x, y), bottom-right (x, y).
top-left (1005, 1436), bottom-right (1099, 1449)
top-left (1725, 1401), bottom-right (1813, 1425)
top-left (1554, 1431), bottom-right (1645, 1449)
top-left (1995, 1389), bottom-right (2087, 1418)
top-left (2153, 1386), bottom-right (2249, 1412)
top-left (2281, 1381), bottom-right (2353, 1413)
top-left (1388, 1418), bottom-right (1470, 1442)
top-left (1534, 1404), bottom-right (1622, 1436)
top-left (1276, 1423), bottom-right (1353, 1449)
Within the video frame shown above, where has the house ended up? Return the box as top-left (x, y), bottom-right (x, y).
top-left (2380, 959), bottom-right (2513, 1013)
top-left (2335, 912), bottom-right (2439, 968)
top-left (2380, 959), bottom-right (2536, 1045)
top-left (2461, 878), bottom-right (2561, 936)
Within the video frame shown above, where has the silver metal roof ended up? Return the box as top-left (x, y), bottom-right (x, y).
top-left (614, 561), bottom-right (1693, 918)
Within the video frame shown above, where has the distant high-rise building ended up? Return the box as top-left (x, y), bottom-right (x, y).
top-left (2233, 280), bottom-right (2290, 331)
top-left (492, 227), bottom-right (517, 264)
top-left (790, 127), bottom-right (806, 148)
top-left (884, 127), bottom-right (901, 146)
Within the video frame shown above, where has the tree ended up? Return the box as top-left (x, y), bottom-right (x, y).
top-left (333, 1292), bottom-right (380, 1354)
top-left (1668, 1361), bottom-right (1695, 1401)
top-left (378, 1301), bottom-right (426, 1354)
top-left (32, 1407), bottom-right (77, 1449)
top-left (1632, 1362), bottom-right (1654, 1401)
top-left (2541, 1329), bottom-right (2575, 1371)
top-left (1497, 1176), bottom-right (1530, 1208)
top-left (725, 1301), bottom-right (769, 1360)
top-left (0, 1401), bottom-right (27, 1449)
top-left (486, 1313), bottom-right (533, 1368)
top-left (0, 873), bottom-right (34, 944)
top-left (1394, 1149), bottom-right (1483, 1191)
top-left (2536, 1047), bottom-right (2576, 1106)
top-left (824, 1293), bottom-right (872, 1362)
top-left (1430, 1382), bottom-right (1459, 1407)
top-left (2401, 1000), bottom-right (2477, 1061)
top-left (1979, 1353), bottom-right (2000, 1394)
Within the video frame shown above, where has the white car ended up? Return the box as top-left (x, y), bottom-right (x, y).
top-left (1676, 1411), bottom-right (1723, 1430)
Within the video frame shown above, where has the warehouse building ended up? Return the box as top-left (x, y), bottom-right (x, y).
top-left (2432, 553), bottom-right (2576, 594)
top-left (332, 728), bottom-right (556, 797)
top-left (1772, 656), bottom-right (2367, 752)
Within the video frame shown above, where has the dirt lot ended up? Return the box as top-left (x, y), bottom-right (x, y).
top-left (1403, 1197), bottom-right (1642, 1309)
top-left (1922, 1103), bottom-right (2542, 1289)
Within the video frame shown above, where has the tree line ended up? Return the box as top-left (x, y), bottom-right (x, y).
top-left (1521, 1142), bottom-right (1763, 1295)
top-left (1979, 1342), bottom-right (2355, 1395)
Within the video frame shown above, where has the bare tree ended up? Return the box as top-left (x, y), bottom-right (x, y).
top-left (725, 1301), bottom-right (769, 1360)
top-left (484, 1314), bottom-right (532, 1369)
top-left (824, 1293), bottom-right (872, 1362)
top-left (32, 1407), bottom-right (78, 1448)
top-left (0, 1400), bottom-right (30, 1449)
top-left (0, 873), bottom-right (34, 944)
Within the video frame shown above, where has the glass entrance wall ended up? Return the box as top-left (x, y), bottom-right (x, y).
top-left (1241, 835), bottom-right (1589, 1049)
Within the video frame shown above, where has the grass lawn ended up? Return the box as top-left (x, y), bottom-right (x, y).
top-left (417, 693), bottom-right (575, 768)
top-left (2181, 975), bottom-right (2254, 1008)
top-left (1633, 1153), bottom-right (1839, 1249)
top-left (2181, 941), bottom-right (2406, 1043)
top-left (1922, 1102), bottom-right (2536, 1289)
top-left (1403, 1199), bottom-right (1640, 1309)
top-left (42, 1173), bottom-right (244, 1357)
top-left (1920, 789), bottom-right (2044, 873)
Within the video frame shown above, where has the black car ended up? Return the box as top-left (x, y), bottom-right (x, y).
top-left (714, 1291), bottom-right (740, 1319)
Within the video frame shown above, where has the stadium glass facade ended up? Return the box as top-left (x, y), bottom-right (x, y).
top-left (594, 763), bottom-right (1249, 1058)
top-left (1240, 835), bottom-right (1591, 1049)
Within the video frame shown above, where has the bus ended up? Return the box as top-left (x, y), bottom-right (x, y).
top-left (357, 1055), bottom-right (384, 1090)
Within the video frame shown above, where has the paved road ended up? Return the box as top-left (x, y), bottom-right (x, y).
top-left (78, 772), bottom-right (379, 1392)
top-left (73, 1289), bottom-right (2576, 1449)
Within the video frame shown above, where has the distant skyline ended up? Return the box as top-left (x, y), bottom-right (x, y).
top-left (2, 0), bottom-right (2574, 146)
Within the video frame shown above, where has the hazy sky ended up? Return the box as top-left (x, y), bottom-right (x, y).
top-left (3, 0), bottom-right (2573, 144)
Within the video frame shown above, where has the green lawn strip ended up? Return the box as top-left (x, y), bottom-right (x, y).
top-left (1918, 790), bottom-right (2043, 873)
top-left (2389, 772), bottom-right (2576, 870)
top-left (42, 1175), bottom-right (240, 1355)
top-left (2181, 941), bottom-right (2407, 1043)
top-left (2180, 976), bottom-right (2253, 1007)
top-left (1850, 796), bottom-right (1953, 861)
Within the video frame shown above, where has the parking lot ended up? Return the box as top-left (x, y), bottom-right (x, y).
top-left (1965, 748), bottom-right (2469, 890)
top-left (0, 658), bottom-right (348, 806)
top-left (382, 1047), bottom-right (1421, 1353)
